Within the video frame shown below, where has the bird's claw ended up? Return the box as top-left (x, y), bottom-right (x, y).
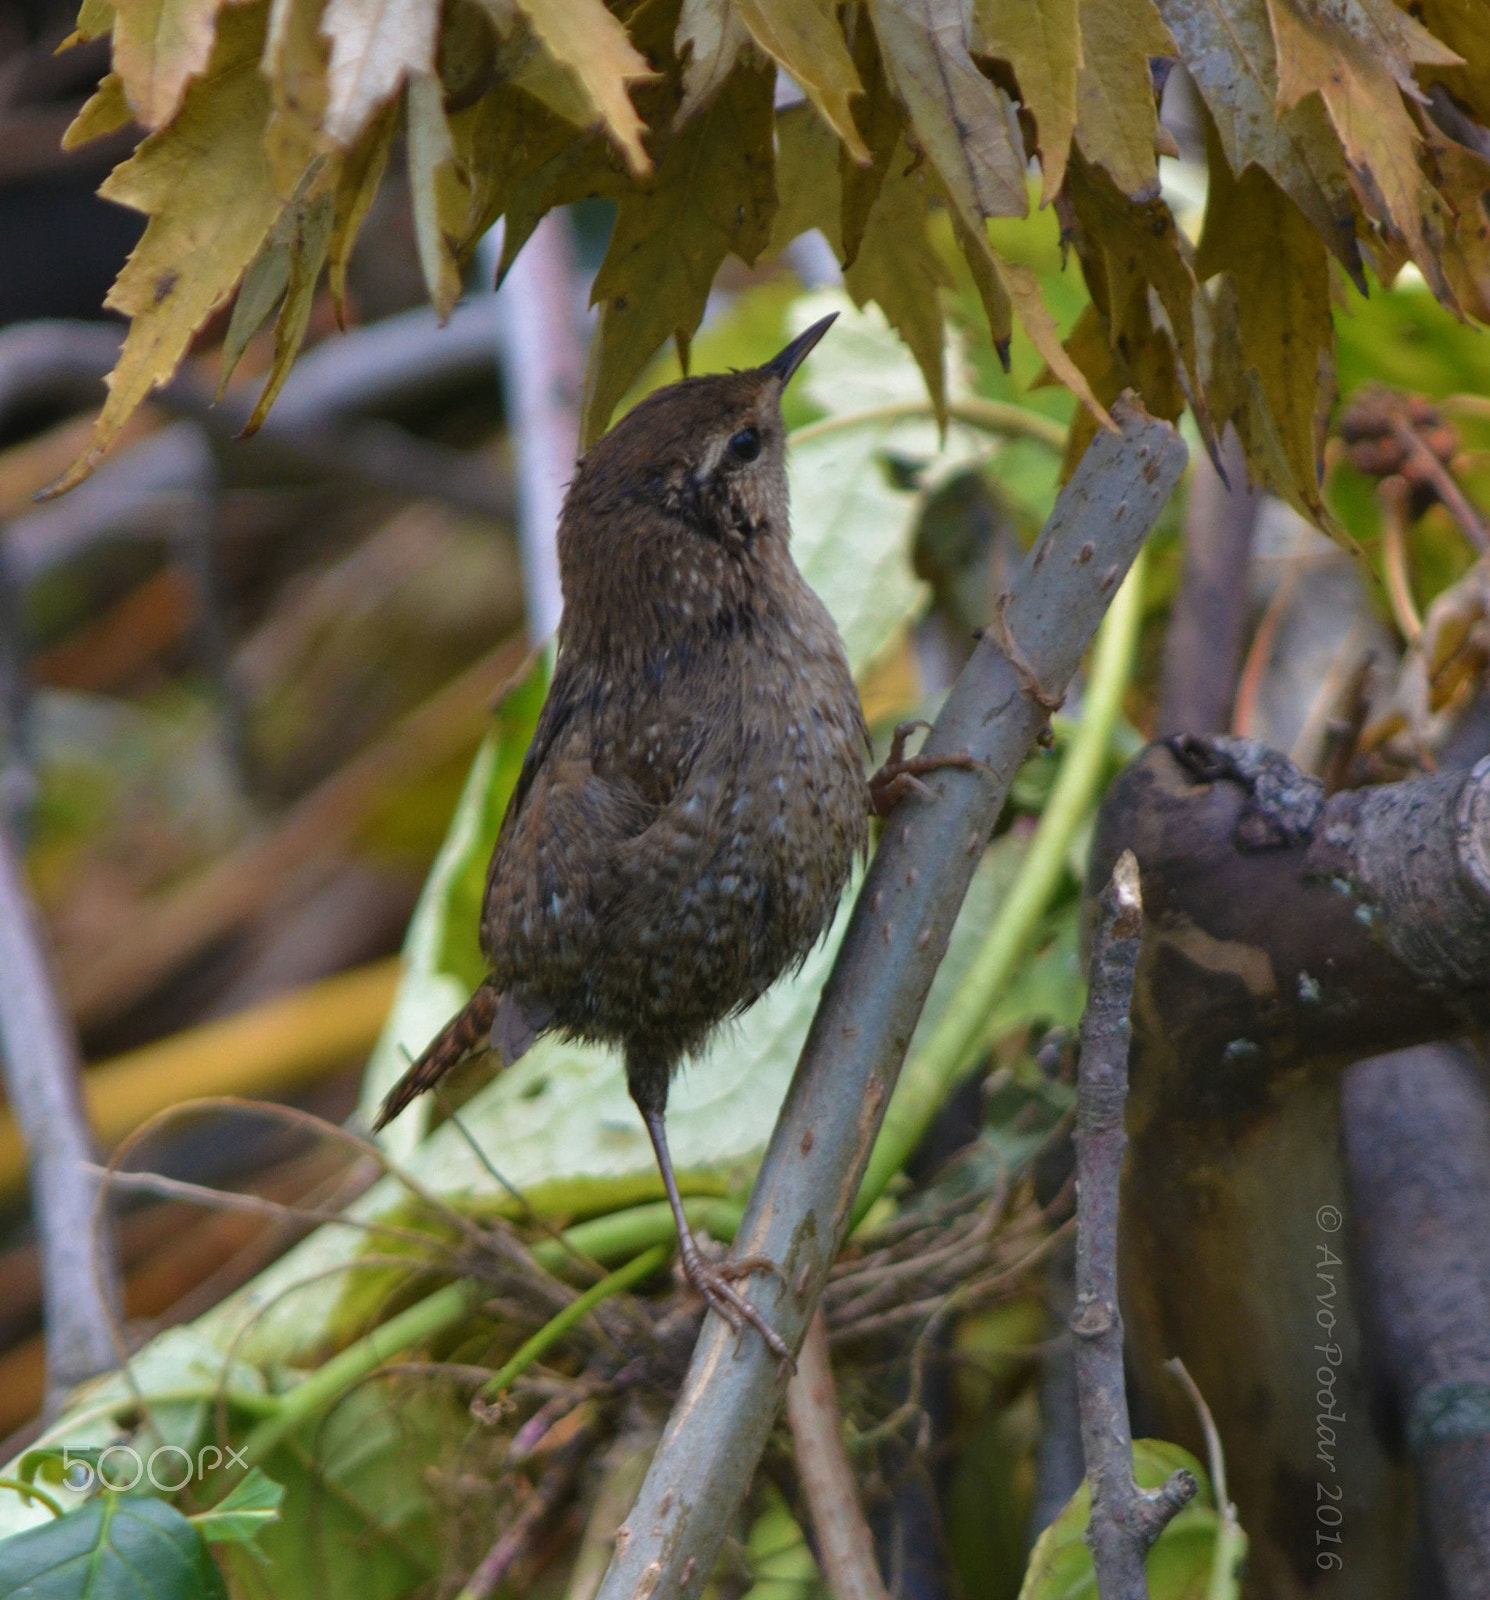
top-left (869, 720), bottom-right (990, 817)
top-left (679, 1242), bottom-right (794, 1367)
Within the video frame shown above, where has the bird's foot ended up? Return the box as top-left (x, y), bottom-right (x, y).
top-left (677, 1232), bottom-right (793, 1367)
top-left (870, 720), bottom-right (990, 817)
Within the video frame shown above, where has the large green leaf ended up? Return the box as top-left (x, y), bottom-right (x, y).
top-left (0, 1494), bottom-right (226, 1600)
top-left (1019, 1439), bottom-right (1247, 1600)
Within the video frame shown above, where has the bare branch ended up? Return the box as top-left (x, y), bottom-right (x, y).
top-left (786, 1311), bottom-right (889, 1600)
top-left (1343, 1045), bottom-right (1490, 1595)
top-left (1073, 852), bottom-right (1196, 1594)
top-left (0, 816), bottom-right (120, 1411)
top-left (593, 398), bottom-right (1188, 1600)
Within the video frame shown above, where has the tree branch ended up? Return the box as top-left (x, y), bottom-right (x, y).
top-left (785, 1310), bottom-right (888, 1600)
top-left (0, 816), bottom-right (120, 1412)
top-left (1343, 1044), bottom-right (1490, 1596)
top-left (593, 397), bottom-right (1188, 1600)
top-left (1073, 852), bottom-right (1196, 1594)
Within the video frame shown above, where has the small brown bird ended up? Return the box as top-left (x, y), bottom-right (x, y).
top-left (376, 315), bottom-right (890, 1355)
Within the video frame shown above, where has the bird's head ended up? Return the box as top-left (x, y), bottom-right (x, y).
top-left (557, 315), bottom-right (836, 648)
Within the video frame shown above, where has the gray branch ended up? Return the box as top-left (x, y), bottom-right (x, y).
top-left (1343, 1045), bottom-right (1490, 1596)
top-left (594, 397), bottom-right (1188, 1600)
top-left (0, 815), bottom-right (120, 1412)
top-left (1072, 852), bottom-right (1196, 1595)
top-left (785, 1310), bottom-right (888, 1600)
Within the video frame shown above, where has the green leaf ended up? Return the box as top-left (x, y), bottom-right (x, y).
top-left (0, 1493), bottom-right (227, 1600)
top-left (188, 1468), bottom-right (284, 1547)
top-left (583, 56), bottom-right (778, 442)
top-left (1018, 1440), bottom-right (1246, 1600)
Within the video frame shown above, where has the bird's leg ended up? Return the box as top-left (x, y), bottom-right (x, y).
top-left (869, 719), bottom-right (991, 817)
top-left (641, 1108), bottom-right (793, 1364)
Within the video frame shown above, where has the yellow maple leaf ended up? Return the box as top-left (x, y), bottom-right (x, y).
top-left (867, 0), bottom-right (1028, 234)
top-left (328, 101), bottom-right (396, 310)
top-left (48, 4), bottom-right (286, 497)
top-left (321, 0), bottom-right (438, 146)
top-left (1411, 0), bottom-right (1490, 127)
top-left (973, 0), bottom-right (1083, 205)
top-left (1266, 0), bottom-right (1458, 304)
top-left (407, 70), bottom-right (466, 318)
top-left (1196, 158), bottom-right (1335, 528)
top-left (843, 137), bottom-right (954, 424)
top-left (263, 0), bottom-right (332, 196)
top-left (583, 58), bottom-right (777, 442)
top-left (1155, 0), bottom-right (1361, 282)
top-left (737, 0), bottom-right (868, 163)
top-left (1072, 0), bottom-right (1175, 199)
top-left (111, 0), bottom-right (231, 128)
top-left (507, 0), bottom-right (654, 175)
top-left (62, 70), bottom-right (133, 147)
top-left (839, 13), bottom-right (902, 268)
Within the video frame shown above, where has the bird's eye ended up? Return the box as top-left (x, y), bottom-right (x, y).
top-left (728, 427), bottom-right (761, 463)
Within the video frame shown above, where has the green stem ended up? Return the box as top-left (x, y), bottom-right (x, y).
top-left (852, 547), bottom-right (1148, 1225)
top-left (789, 398), bottom-right (1067, 453)
top-left (238, 1197), bottom-right (743, 1463)
top-left (0, 1477), bottom-right (63, 1517)
top-left (240, 1281), bottom-right (476, 1465)
top-left (479, 1244), bottom-right (671, 1400)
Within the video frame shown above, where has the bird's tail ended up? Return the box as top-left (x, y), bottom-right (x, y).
top-left (372, 980), bottom-right (502, 1132)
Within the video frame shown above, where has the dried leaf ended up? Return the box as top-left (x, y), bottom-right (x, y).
top-left (867, 0), bottom-right (1028, 232)
top-left (62, 71), bottom-right (132, 147)
top-left (737, 0), bottom-right (867, 162)
top-left (949, 208), bottom-right (1013, 359)
top-left (328, 99), bottom-right (396, 309)
top-left (112, 0), bottom-right (227, 127)
top-left (839, 14), bottom-right (902, 267)
top-left (583, 58), bottom-right (777, 441)
top-left (842, 137), bottom-right (952, 424)
top-left (1197, 156), bottom-right (1334, 524)
top-left (407, 70), bottom-right (466, 318)
top-left (220, 213), bottom-right (295, 391)
top-left (509, 0), bottom-right (654, 174)
top-left (1425, 132), bottom-right (1490, 321)
top-left (769, 99), bottom-right (840, 257)
top-left (1072, 0), bottom-right (1175, 199)
top-left (1412, 0), bottom-right (1490, 126)
top-left (63, 0), bottom-right (115, 48)
top-left (1266, 0), bottom-right (1456, 303)
top-left (1048, 300), bottom-right (1131, 476)
top-left (322, 0), bottom-right (439, 146)
top-left (1155, 0), bottom-right (1360, 282)
top-left (263, 0), bottom-right (331, 194)
top-left (675, 0), bottom-right (750, 122)
top-left (1065, 154), bottom-right (1205, 411)
top-left (244, 183), bottom-right (337, 430)
top-left (1004, 256), bottom-right (1113, 428)
top-left (49, 5), bottom-right (283, 496)
top-left (972, 0), bottom-right (1082, 204)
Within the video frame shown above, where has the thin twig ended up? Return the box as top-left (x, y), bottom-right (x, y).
top-left (1072, 853), bottom-right (1195, 1594)
top-left (786, 1310), bottom-right (889, 1600)
top-left (458, 1429), bottom-right (593, 1600)
top-left (0, 816), bottom-right (120, 1411)
top-left (1379, 476), bottom-right (1423, 643)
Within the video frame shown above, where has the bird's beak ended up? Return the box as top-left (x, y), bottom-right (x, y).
top-left (761, 313), bottom-right (838, 387)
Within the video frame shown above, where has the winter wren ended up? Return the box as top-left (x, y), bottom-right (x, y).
top-left (375, 315), bottom-right (871, 1356)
